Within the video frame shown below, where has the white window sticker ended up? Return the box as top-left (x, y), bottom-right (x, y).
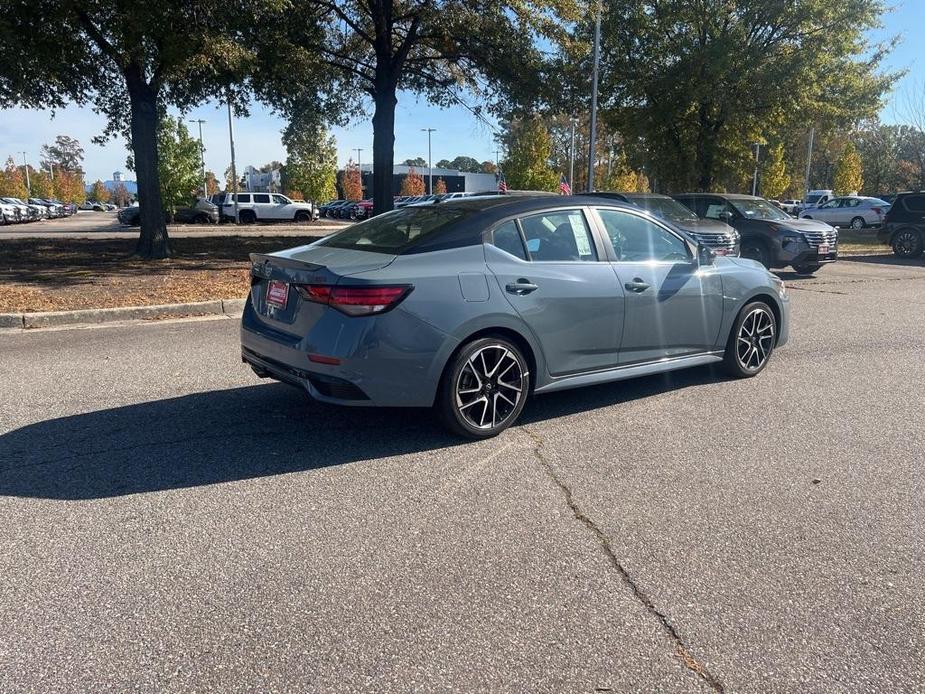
top-left (568, 213), bottom-right (593, 256)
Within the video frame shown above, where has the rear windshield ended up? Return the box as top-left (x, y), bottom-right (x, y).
top-left (320, 206), bottom-right (468, 254)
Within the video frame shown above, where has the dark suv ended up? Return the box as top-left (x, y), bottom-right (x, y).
top-left (877, 192), bottom-right (925, 258)
top-left (673, 193), bottom-right (838, 274)
top-left (580, 192), bottom-right (740, 256)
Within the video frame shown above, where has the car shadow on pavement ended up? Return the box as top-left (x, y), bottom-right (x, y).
top-left (0, 366), bottom-right (722, 501)
top-left (839, 254), bottom-right (925, 268)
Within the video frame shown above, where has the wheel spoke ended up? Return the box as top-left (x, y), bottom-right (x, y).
top-left (459, 396), bottom-right (487, 412)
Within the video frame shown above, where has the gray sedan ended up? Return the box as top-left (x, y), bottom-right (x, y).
top-left (799, 196), bottom-right (890, 229)
top-left (241, 196), bottom-right (790, 437)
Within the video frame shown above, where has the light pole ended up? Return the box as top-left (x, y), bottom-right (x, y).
top-left (421, 128), bottom-right (435, 194)
top-left (189, 119), bottom-right (207, 197)
top-left (587, 0), bottom-right (601, 192)
top-left (751, 142), bottom-right (761, 197)
top-left (355, 148), bottom-right (363, 170)
top-left (226, 97), bottom-right (239, 224)
top-left (803, 127), bottom-right (815, 200)
top-left (569, 117), bottom-right (577, 190)
top-left (494, 149), bottom-right (502, 168)
top-left (21, 152), bottom-right (30, 193)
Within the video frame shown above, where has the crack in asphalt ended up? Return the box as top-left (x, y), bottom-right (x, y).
top-left (521, 426), bottom-right (725, 693)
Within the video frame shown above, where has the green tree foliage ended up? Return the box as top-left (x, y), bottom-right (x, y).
top-left (481, 161), bottom-right (498, 174)
top-left (284, 123), bottom-right (338, 204)
top-left (833, 142), bottom-right (864, 195)
top-left (54, 171), bottom-right (86, 204)
top-left (762, 144), bottom-right (790, 200)
top-left (436, 156), bottom-right (482, 172)
top-left (0, 157), bottom-right (29, 198)
top-left (41, 136), bottom-right (85, 173)
top-left (400, 167), bottom-right (425, 196)
top-left (0, 1), bottom-right (268, 257)
top-left (153, 117), bottom-right (202, 215)
top-left (600, 151), bottom-right (649, 192)
top-left (501, 116), bottom-right (559, 191)
top-left (590, 0), bottom-right (897, 192)
top-left (89, 180), bottom-right (110, 203)
top-left (267, 0), bottom-right (578, 216)
top-left (403, 157), bottom-right (427, 167)
top-left (29, 170), bottom-right (55, 198)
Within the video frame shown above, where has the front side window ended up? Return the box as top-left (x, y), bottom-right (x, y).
top-left (519, 210), bottom-right (597, 262)
top-left (491, 220), bottom-right (528, 260)
top-left (904, 195), bottom-right (925, 212)
top-left (598, 209), bottom-right (690, 263)
top-left (253, 193), bottom-right (271, 204)
top-left (272, 194), bottom-right (290, 204)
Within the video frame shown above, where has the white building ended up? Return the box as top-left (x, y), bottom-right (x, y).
top-left (242, 165), bottom-right (282, 193)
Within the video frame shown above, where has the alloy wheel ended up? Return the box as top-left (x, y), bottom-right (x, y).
top-left (736, 307), bottom-right (775, 371)
top-left (850, 216), bottom-right (865, 230)
top-left (455, 345), bottom-right (525, 430)
top-left (893, 230), bottom-right (921, 257)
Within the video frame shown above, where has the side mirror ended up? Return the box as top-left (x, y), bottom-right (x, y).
top-left (698, 243), bottom-right (715, 266)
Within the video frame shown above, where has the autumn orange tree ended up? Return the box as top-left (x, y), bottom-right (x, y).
top-left (434, 177), bottom-right (447, 194)
top-left (89, 180), bottom-right (110, 203)
top-left (400, 167), bottom-right (425, 196)
top-left (340, 162), bottom-right (363, 201)
top-left (53, 171), bottom-right (86, 204)
top-left (0, 156), bottom-right (29, 198)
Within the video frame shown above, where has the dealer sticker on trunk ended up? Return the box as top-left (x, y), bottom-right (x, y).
top-left (266, 280), bottom-right (289, 309)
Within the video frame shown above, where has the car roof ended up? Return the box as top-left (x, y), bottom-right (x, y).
top-left (673, 193), bottom-right (761, 201)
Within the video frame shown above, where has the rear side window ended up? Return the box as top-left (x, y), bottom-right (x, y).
top-left (253, 194), bottom-right (270, 204)
top-left (235, 194), bottom-right (251, 203)
top-left (320, 207), bottom-right (468, 254)
top-left (491, 221), bottom-right (528, 260)
top-left (904, 195), bottom-right (925, 212)
top-left (519, 210), bottom-right (597, 261)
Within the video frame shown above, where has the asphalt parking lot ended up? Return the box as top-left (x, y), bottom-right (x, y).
top-left (0, 210), bottom-right (346, 239)
top-left (1, 257), bottom-right (923, 692)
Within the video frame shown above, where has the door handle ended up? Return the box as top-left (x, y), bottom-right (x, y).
top-left (506, 279), bottom-right (539, 295)
top-left (625, 278), bottom-right (650, 293)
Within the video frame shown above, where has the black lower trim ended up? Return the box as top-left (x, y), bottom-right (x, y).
top-left (241, 347), bottom-right (369, 401)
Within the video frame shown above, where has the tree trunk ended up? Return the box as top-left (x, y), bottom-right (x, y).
top-left (371, 75), bottom-right (397, 216)
top-left (126, 69), bottom-right (170, 259)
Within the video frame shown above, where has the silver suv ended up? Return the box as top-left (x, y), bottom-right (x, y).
top-left (217, 192), bottom-right (319, 223)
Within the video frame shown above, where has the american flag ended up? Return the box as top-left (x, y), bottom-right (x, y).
top-left (496, 170), bottom-right (509, 193)
top-left (559, 174), bottom-right (572, 195)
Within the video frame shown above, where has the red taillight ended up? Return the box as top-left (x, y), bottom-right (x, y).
top-left (872, 207), bottom-right (882, 215)
top-left (295, 284), bottom-right (411, 316)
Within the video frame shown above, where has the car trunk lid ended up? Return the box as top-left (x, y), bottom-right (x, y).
top-left (248, 245), bottom-right (397, 337)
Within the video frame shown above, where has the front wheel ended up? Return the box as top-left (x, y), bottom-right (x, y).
top-left (723, 301), bottom-right (777, 378)
top-left (436, 337), bottom-right (530, 439)
top-left (792, 263), bottom-right (821, 275)
top-left (741, 241), bottom-right (770, 268)
top-left (294, 210), bottom-right (311, 222)
top-left (892, 229), bottom-right (923, 258)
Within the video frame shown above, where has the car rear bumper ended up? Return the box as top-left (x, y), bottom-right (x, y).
top-left (239, 298), bottom-right (454, 408)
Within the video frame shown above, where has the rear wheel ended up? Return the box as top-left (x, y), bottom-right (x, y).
top-left (239, 209), bottom-right (257, 225)
top-left (792, 263), bottom-right (821, 275)
top-left (194, 213), bottom-right (210, 224)
top-left (892, 229), bottom-right (923, 258)
top-left (436, 337), bottom-right (530, 439)
top-left (741, 240), bottom-right (770, 268)
top-left (850, 216), bottom-right (865, 230)
top-left (723, 301), bottom-right (777, 378)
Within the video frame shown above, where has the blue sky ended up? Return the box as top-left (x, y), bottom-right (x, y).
top-left (1, 2), bottom-right (921, 184)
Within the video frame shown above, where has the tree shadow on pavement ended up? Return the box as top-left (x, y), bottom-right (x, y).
top-left (0, 366), bottom-right (722, 501)
top-left (839, 254), bottom-right (925, 268)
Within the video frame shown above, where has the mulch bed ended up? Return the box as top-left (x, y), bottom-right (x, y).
top-left (0, 236), bottom-right (320, 313)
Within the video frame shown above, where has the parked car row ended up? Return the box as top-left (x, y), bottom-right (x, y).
top-left (0, 196), bottom-right (77, 224)
top-left (118, 197), bottom-right (220, 226)
top-left (319, 192), bottom-right (478, 220)
top-left (79, 200), bottom-right (118, 212)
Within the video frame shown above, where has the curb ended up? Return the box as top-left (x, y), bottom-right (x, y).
top-left (0, 298), bottom-right (247, 330)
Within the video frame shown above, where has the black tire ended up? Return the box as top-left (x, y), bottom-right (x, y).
top-left (792, 263), bottom-right (822, 275)
top-left (892, 228), bottom-right (923, 258)
top-left (239, 210), bottom-right (257, 225)
top-left (295, 210), bottom-right (311, 222)
top-left (722, 301), bottom-right (778, 378)
top-left (849, 216), bottom-right (865, 230)
top-left (436, 336), bottom-right (530, 439)
top-left (194, 213), bottom-right (210, 224)
top-left (740, 240), bottom-right (771, 268)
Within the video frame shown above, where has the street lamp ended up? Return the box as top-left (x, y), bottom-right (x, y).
top-left (21, 151), bottom-right (30, 193)
top-left (226, 96), bottom-right (239, 223)
top-left (421, 128), bottom-right (436, 194)
top-left (568, 117), bottom-right (578, 191)
top-left (189, 119), bottom-right (207, 197)
top-left (751, 142), bottom-right (761, 197)
top-left (587, 0), bottom-right (602, 192)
